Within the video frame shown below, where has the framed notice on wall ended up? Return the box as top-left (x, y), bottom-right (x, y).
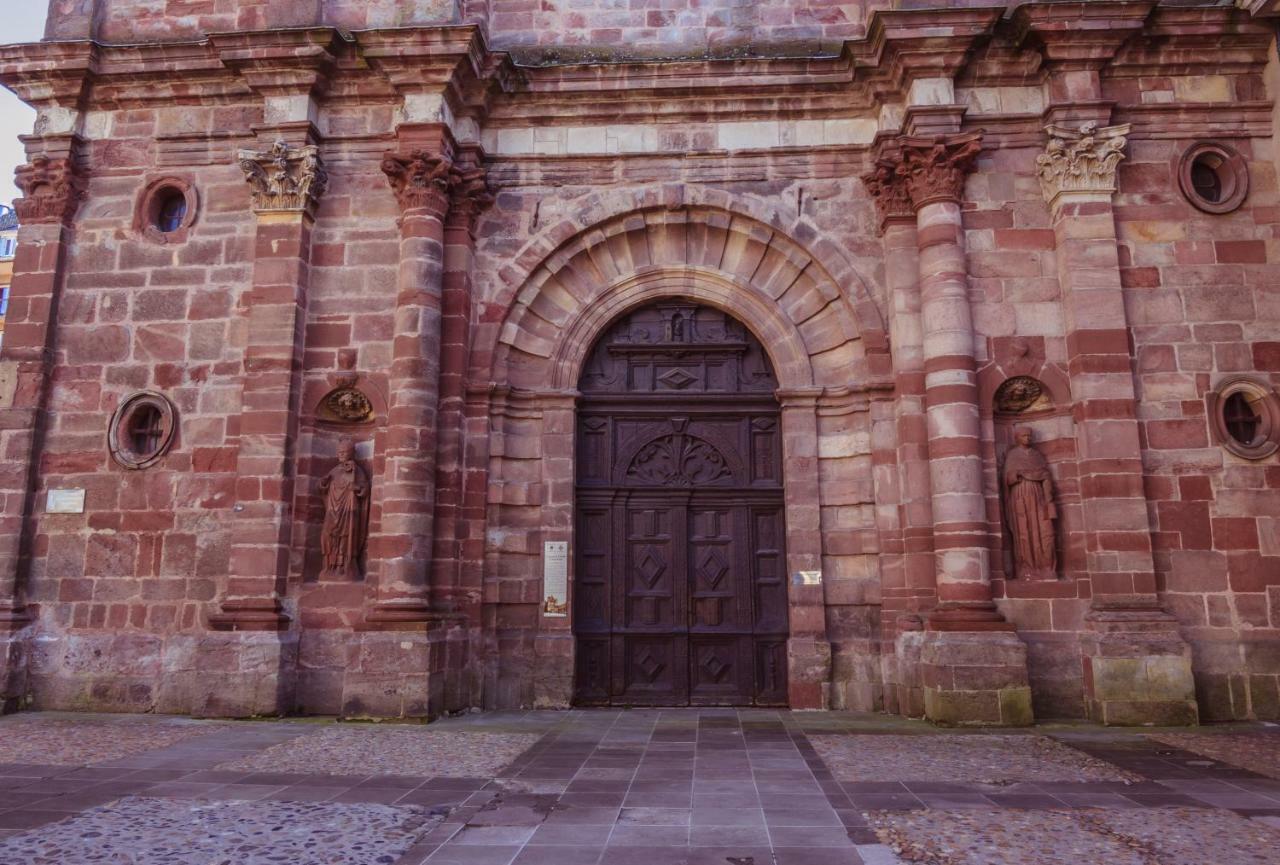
top-left (543, 541), bottom-right (568, 616)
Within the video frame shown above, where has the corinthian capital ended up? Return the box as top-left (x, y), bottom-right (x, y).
top-left (447, 163), bottom-right (494, 231)
top-left (898, 132), bottom-right (983, 210)
top-left (237, 140), bottom-right (328, 214)
top-left (1036, 122), bottom-right (1130, 209)
top-left (861, 153), bottom-right (913, 234)
top-left (14, 155), bottom-right (84, 225)
top-left (381, 149), bottom-right (453, 216)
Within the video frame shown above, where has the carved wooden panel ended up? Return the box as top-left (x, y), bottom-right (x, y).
top-left (574, 301), bottom-right (787, 707)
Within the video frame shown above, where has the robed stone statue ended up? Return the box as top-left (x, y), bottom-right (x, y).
top-left (1002, 426), bottom-right (1058, 580)
top-left (318, 437), bottom-right (369, 580)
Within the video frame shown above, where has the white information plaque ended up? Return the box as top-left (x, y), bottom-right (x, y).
top-left (543, 541), bottom-right (569, 616)
top-left (46, 488), bottom-right (86, 514)
top-left (794, 570), bottom-right (822, 586)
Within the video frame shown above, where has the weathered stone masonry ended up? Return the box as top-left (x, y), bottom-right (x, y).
top-left (0, 0), bottom-right (1277, 724)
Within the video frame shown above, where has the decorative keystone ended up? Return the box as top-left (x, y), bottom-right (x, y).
top-left (14, 155), bottom-right (84, 225)
top-left (237, 139), bottom-right (328, 214)
top-left (1035, 122), bottom-right (1130, 209)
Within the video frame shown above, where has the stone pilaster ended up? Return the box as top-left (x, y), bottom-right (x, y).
top-left (204, 134), bottom-right (326, 715)
top-left (0, 138), bottom-right (84, 712)
top-left (1037, 121), bottom-right (1197, 726)
top-left (777, 388), bottom-right (833, 710)
top-left (864, 150), bottom-right (934, 718)
top-left (895, 132), bottom-right (1032, 725)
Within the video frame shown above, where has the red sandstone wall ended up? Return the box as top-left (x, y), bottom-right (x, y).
top-left (1114, 125), bottom-right (1280, 721)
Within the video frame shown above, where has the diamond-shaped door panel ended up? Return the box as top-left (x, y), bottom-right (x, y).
top-left (634, 545), bottom-right (667, 589)
top-left (696, 548), bottom-right (729, 590)
top-left (657, 367), bottom-right (698, 390)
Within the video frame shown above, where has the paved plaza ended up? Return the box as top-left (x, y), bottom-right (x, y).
top-left (0, 711), bottom-right (1276, 864)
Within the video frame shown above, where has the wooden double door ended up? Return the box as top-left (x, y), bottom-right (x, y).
top-left (572, 302), bottom-right (789, 706)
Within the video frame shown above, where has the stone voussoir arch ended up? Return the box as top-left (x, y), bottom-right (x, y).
top-left (478, 189), bottom-right (889, 391)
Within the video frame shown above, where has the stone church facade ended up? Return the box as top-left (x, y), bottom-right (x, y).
top-left (0, 0), bottom-right (1277, 725)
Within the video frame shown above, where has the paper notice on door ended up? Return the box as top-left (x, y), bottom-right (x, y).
top-left (543, 541), bottom-right (569, 616)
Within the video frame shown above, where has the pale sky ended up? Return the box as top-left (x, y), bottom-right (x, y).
top-left (1, 3), bottom-right (50, 207)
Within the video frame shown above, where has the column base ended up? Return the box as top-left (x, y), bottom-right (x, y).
top-left (892, 618), bottom-right (927, 718)
top-left (787, 636), bottom-right (832, 710)
top-left (921, 630), bottom-right (1034, 727)
top-left (0, 613), bottom-right (32, 715)
top-left (1081, 605), bottom-right (1198, 727)
top-left (365, 599), bottom-right (434, 625)
top-left (191, 630), bottom-right (298, 718)
top-left (207, 599), bottom-right (290, 632)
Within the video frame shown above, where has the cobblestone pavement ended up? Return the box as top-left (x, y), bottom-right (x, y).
top-left (810, 732), bottom-right (1138, 783)
top-left (0, 711), bottom-right (1275, 864)
top-left (0, 714), bottom-right (230, 766)
top-left (217, 725), bottom-right (541, 779)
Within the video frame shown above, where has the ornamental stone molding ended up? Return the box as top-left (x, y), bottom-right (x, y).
top-left (13, 155), bottom-right (84, 225)
top-left (236, 139), bottom-right (328, 214)
top-left (1035, 122), bottom-right (1130, 209)
top-left (897, 132), bottom-right (983, 210)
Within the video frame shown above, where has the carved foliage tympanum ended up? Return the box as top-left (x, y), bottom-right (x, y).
top-left (237, 139), bottom-right (328, 214)
top-left (14, 155), bottom-right (84, 225)
top-left (626, 433), bottom-right (733, 486)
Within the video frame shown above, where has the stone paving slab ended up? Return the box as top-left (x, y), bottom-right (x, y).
top-left (216, 725), bottom-right (542, 779)
top-left (0, 797), bottom-right (443, 865)
top-left (0, 715), bottom-right (230, 767)
top-left (810, 733), bottom-right (1140, 783)
top-left (869, 805), bottom-right (1280, 865)
top-left (1150, 731), bottom-right (1280, 780)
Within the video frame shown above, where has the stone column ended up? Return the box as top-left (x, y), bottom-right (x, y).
top-left (204, 135), bottom-right (326, 715)
top-left (900, 133), bottom-right (1033, 726)
top-left (0, 139), bottom-right (83, 711)
top-left (1037, 122), bottom-right (1197, 726)
top-left (863, 150), bottom-right (934, 717)
top-left (430, 146), bottom-right (492, 626)
top-left (367, 129), bottom-right (455, 625)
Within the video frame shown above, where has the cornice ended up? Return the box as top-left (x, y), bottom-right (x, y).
top-left (0, 7), bottom-right (1272, 136)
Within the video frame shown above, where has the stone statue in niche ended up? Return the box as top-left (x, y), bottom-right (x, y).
top-left (318, 437), bottom-right (370, 580)
top-left (1002, 426), bottom-right (1058, 580)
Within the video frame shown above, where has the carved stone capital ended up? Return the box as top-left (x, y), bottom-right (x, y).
top-left (236, 139), bottom-right (327, 214)
top-left (1036, 122), bottom-right (1130, 209)
top-left (446, 163), bottom-right (495, 232)
top-left (897, 132), bottom-right (983, 210)
top-left (381, 149), bottom-right (453, 216)
top-left (861, 157), bottom-right (914, 234)
top-left (13, 155), bottom-right (84, 225)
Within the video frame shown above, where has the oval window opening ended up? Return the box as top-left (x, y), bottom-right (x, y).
top-left (1190, 156), bottom-right (1223, 203)
top-left (128, 404), bottom-right (166, 458)
top-left (1223, 391), bottom-right (1261, 446)
top-left (155, 190), bottom-right (189, 233)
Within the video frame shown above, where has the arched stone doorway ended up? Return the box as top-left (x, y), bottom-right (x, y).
top-left (572, 300), bottom-right (789, 706)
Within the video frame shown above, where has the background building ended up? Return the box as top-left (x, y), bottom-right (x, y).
top-left (0, 0), bottom-right (1276, 725)
top-left (0, 205), bottom-right (15, 351)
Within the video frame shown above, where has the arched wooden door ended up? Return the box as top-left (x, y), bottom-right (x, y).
top-left (573, 301), bottom-right (789, 706)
